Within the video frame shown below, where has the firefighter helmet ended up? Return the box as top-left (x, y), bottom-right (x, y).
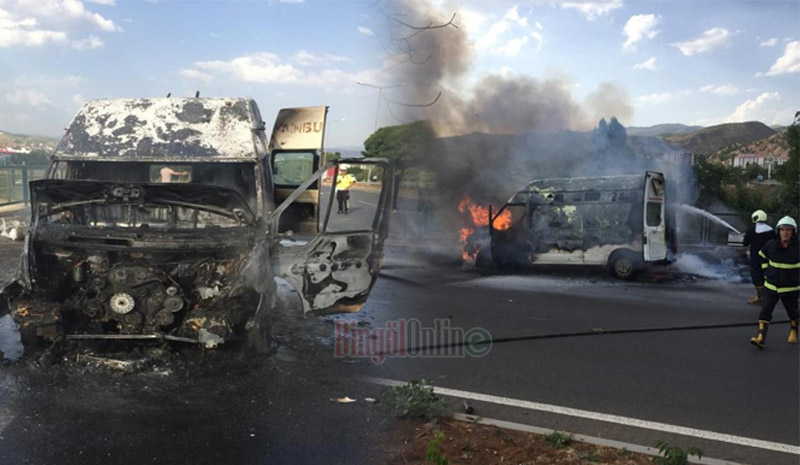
top-left (752, 210), bottom-right (767, 223)
top-left (776, 216), bottom-right (797, 230)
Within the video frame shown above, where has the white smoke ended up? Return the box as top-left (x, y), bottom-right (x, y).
top-left (672, 254), bottom-right (744, 282)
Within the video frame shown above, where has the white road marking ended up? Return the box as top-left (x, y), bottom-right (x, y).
top-left (366, 377), bottom-right (800, 456)
top-left (359, 200), bottom-right (377, 207)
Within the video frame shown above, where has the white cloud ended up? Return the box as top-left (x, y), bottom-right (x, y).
top-left (726, 92), bottom-right (780, 122)
top-left (292, 50), bottom-right (352, 67)
top-left (193, 53), bottom-right (303, 84)
top-left (457, 9), bottom-right (488, 33)
top-left (494, 36), bottom-right (529, 57)
top-left (760, 37), bottom-right (778, 47)
top-left (535, 21), bottom-right (543, 30)
top-left (473, 6), bottom-right (536, 55)
top-left (4, 89), bottom-right (52, 107)
top-left (10, 74), bottom-right (83, 88)
top-left (357, 26), bottom-right (374, 36)
top-left (85, 0), bottom-right (116, 5)
top-left (530, 30), bottom-right (544, 50)
top-left (672, 27), bottom-right (730, 56)
top-left (561, 0), bottom-right (623, 21)
top-left (632, 56), bottom-right (657, 70)
top-left (71, 35), bottom-right (103, 49)
top-left (0, 0), bottom-right (120, 49)
top-left (182, 52), bottom-right (377, 92)
top-left (699, 84), bottom-right (738, 95)
top-left (179, 68), bottom-right (215, 83)
top-left (499, 66), bottom-right (514, 78)
top-left (0, 28), bottom-right (67, 47)
top-left (503, 6), bottom-right (528, 27)
top-left (636, 92), bottom-right (672, 104)
top-left (694, 92), bottom-right (794, 126)
top-left (0, 74), bottom-right (82, 117)
top-left (72, 93), bottom-right (85, 105)
top-left (763, 40), bottom-right (800, 76)
top-left (475, 18), bottom-right (511, 51)
top-left (622, 14), bottom-right (660, 52)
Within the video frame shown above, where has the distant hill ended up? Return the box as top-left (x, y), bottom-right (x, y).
top-left (710, 129), bottom-right (790, 161)
top-left (662, 121), bottom-right (776, 155)
top-left (0, 129), bottom-right (58, 151)
top-left (328, 146), bottom-right (364, 159)
top-left (627, 123), bottom-right (703, 137)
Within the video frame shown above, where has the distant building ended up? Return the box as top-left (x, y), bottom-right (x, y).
top-left (0, 147), bottom-right (31, 154)
top-left (732, 153), bottom-right (788, 168)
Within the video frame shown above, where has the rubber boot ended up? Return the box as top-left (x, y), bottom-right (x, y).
top-left (747, 286), bottom-right (764, 305)
top-left (750, 320), bottom-right (769, 349)
top-left (789, 320), bottom-right (798, 344)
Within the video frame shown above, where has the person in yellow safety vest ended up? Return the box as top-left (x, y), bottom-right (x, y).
top-left (749, 216), bottom-right (799, 349)
top-left (335, 169), bottom-right (356, 214)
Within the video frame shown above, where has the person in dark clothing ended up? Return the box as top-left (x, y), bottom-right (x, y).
top-left (742, 209), bottom-right (775, 304)
top-left (749, 216), bottom-right (799, 349)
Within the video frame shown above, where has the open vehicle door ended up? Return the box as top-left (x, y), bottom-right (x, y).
top-left (269, 106), bottom-right (328, 236)
top-left (643, 171), bottom-right (667, 261)
top-left (269, 159), bottom-right (394, 315)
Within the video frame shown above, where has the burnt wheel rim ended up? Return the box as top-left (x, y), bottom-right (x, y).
top-left (614, 258), bottom-right (633, 276)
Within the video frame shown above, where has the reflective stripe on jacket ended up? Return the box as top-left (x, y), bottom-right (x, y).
top-left (759, 237), bottom-right (800, 293)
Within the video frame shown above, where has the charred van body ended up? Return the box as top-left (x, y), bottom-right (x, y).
top-left (490, 172), bottom-right (671, 279)
top-left (0, 98), bottom-right (394, 349)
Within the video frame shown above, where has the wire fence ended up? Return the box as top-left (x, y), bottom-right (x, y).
top-left (0, 165), bottom-right (48, 206)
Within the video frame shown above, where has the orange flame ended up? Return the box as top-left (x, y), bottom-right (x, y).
top-left (458, 195), bottom-right (512, 230)
top-left (458, 195), bottom-right (512, 265)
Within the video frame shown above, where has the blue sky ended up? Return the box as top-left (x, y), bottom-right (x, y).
top-left (1, 0), bottom-right (798, 147)
top-left (454, 0), bottom-right (799, 130)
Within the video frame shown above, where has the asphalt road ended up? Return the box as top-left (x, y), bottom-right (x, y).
top-left (362, 247), bottom-right (800, 465)
top-left (319, 186), bottom-right (382, 234)
top-left (1, 233), bottom-right (798, 465)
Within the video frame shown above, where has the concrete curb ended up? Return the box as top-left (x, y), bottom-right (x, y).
top-left (449, 413), bottom-right (745, 465)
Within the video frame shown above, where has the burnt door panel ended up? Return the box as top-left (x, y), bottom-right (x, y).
top-left (269, 159), bottom-right (394, 315)
top-left (643, 171), bottom-right (667, 261)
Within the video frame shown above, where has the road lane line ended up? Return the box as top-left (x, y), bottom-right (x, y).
top-left (366, 377), bottom-right (800, 455)
top-left (359, 201), bottom-right (377, 206)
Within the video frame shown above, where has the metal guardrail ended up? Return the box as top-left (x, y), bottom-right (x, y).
top-left (0, 165), bottom-right (48, 206)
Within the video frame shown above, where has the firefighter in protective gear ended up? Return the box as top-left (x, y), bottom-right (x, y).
top-left (335, 168), bottom-right (356, 214)
top-left (750, 216), bottom-right (799, 349)
top-left (743, 209), bottom-right (775, 304)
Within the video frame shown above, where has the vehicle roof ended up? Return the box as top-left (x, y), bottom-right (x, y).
top-left (53, 98), bottom-right (265, 162)
top-left (526, 174), bottom-right (651, 192)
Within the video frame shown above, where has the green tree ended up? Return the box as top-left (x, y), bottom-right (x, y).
top-left (779, 112), bottom-right (799, 218)
top-left (744, 162), bottom-right (765, 181)
top-left (362, 121), bottom-right (434, 170)
top-left (693, 156), bottom-right (736, 203)
top-left (10, 149), bottom-right (49, 166)
top-left (323, 151), bottom-right (341, 165)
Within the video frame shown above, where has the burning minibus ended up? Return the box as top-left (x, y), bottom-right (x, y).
top-left (488, 172), bottom-right (669, 279)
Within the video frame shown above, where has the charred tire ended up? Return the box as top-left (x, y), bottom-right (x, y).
top-left (609, 250), bottom-right (639, 280)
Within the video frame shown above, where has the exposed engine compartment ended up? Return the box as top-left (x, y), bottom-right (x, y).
top-left (13, 243), bottom-right (259, 347)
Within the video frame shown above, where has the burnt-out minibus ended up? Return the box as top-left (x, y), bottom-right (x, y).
top-left (490, 172), bottom-right (668, 279)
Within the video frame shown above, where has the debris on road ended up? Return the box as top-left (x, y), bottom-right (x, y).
top-left (75, 353), bottom-right (145, 372)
